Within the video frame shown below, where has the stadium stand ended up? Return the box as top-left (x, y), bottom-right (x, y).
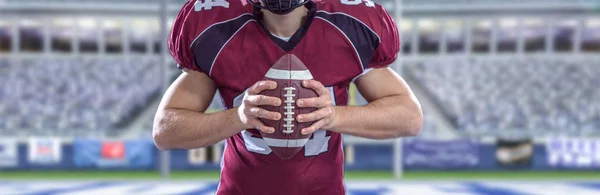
top-left (0, 56), bottom-right (161, 137)
top-left (0, 57), bottom-right (8, 72)
top-left (402, 0), bottom-right (600, 4)
top-left (1, 0), bottom-right (160, 4)
top-left (406, 56), bottom-right (600, 136)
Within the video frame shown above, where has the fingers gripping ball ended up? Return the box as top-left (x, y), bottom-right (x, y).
top-left (258, 54), bottom-right (318, 159)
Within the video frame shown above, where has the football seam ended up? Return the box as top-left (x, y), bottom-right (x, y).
top-left (282, 86), bottom-right (296, 134)
top-left (284, 55), bottom-right (296, 135)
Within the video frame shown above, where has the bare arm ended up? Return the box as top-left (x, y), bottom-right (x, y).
top-left (331, 67), bottom-right (423, 139)
top-left (152, 70), bottom-right (245, 150)
top-left (297, 67), bottom-right (423, 139)
top-left (153, 70), bottom-right (282, 150)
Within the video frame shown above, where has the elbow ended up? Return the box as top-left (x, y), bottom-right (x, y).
top-left (153, 137), bottom-right (171, 151)
top-left (406, 106), bottom-right (424, 137)
top-left (388, 121), bottom-right (422, 139)
top-left (404, 98), bottom-right (424, 137)
top-left (153, 128), bottom-right (171, 151)
top-left (393, 106), bottom-right (424, 138)
top-left (153, 117), bottom-right (174, 151)
top-left (404, 114), bottom-right (423, 137)
top-left (370, 100), bottom-right (424, 139)
top-left (373, 116), bottom-right (422, 139)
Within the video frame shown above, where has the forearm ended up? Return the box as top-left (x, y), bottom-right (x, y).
top-left (329, 95), bottom-right (423, 139)
top-left (153, 108), bottom-right (245, 150)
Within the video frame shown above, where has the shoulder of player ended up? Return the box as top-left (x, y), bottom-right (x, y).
top-left (179, 0), bottom-right (254, 28)
top-left (314, 0), bottom-right (386, 24)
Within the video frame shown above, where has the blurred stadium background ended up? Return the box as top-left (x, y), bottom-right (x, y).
top-left (1, 0), bottom-right (600, 194)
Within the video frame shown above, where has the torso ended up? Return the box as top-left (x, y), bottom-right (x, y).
top-left (170, 0), bottom-right (393, 194)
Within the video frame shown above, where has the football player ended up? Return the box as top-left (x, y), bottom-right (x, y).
top-left (153, 0), bottom-right (423, 194)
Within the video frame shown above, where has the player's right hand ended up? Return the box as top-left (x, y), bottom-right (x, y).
top-left (237, 80), bottom-right (282, 134)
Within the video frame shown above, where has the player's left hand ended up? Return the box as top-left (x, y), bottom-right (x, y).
top-left (296, 80), bottom-right (336, 135)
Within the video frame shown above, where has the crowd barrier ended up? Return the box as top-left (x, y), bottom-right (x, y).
top-left (0, 137), bottom-right (598, 171)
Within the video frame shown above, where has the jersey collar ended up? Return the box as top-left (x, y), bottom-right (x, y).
top-left (253, 1), bottom-right (317, 52)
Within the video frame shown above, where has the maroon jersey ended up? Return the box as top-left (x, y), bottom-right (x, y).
top-left (169, 0), bottom-right (399, 194)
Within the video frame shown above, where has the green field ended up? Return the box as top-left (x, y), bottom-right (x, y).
top-left (2, 171), bottom-right (600, 180)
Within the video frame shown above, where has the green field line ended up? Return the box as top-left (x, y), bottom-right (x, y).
top-left (2, 171), bottom-right (600, 181)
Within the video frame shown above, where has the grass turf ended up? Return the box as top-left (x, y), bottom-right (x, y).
top-left (2, 171), bottom-right (600, 180)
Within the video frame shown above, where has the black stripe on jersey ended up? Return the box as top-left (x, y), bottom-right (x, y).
top-left (190, 13), bottom-right (255, 75)
top-left (315, 11), bottom-right (381, 70)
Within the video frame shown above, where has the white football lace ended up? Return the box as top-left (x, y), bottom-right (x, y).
top-left (282, 87), bottom-right (296, 134)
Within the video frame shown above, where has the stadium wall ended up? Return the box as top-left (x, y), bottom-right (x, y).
top-left (1, 138), bottom-right (598, 171)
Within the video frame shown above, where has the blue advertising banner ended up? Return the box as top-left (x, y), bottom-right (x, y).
top-left (403, 139), bottom-right (479, 169)
top-left (72, 139), bottom-right (154, 169)
top-left (546, 138), bottom-right (600, 168)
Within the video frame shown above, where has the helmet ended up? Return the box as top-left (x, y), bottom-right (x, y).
top-left (247, 0), bottom-right (311, 15)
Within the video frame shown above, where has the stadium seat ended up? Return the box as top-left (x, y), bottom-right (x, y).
top-left (406, 56), bottom-right (600, 136)
top-left (0, 56), bottom-right (161, 136)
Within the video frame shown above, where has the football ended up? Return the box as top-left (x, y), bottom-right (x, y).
top-left (259, 54), bottom-right (318, 159)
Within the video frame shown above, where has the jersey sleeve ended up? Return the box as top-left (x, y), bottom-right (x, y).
top-left (169, 0), bottom-right (252, 73)
top-left (169, 0), bottom-right (200, 72)
top-left (367, 7), bottom-right (400, 69)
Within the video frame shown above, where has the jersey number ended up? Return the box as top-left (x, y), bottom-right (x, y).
top-left (341, 0), bottom-right (375, 7)
top-left (194, 0), bottom-right (230, 12)
top-left (236, 87), bottom-right (336, 157)
top-left (242, 129), bottom-right (331, 156)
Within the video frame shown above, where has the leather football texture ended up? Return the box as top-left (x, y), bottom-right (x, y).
top-left (258, 54), bottom-right (318, 159)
